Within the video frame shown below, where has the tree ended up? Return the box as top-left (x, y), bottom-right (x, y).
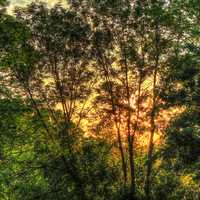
top-left (1, 2), bottom-right (95, 200)
top-left (160, 1), bottom-right (200, 198)
top-left (1, 0), bottom-right (200, 199)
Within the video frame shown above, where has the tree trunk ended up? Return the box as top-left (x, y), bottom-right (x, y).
top-left (115, 121), bottom-right (127, 184)
top-left (124, 54), bottom-right (136, 199)
top-left (97, 50), bottom-right (128, 185)
top-left (128, 134), bottom-right (136, 200)
top-left (145, 107), bottom-right (156, 199)
top-left (145, 20), bottom-right (160, 199)
top-left (145, 56), bottom-right (158, 200)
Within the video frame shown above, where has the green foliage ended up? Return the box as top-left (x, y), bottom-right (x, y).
top-left (1, 0), bottom-right (200, 200)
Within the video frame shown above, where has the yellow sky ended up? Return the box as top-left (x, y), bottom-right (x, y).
top-left (8, 0), bottom-right (67, 13)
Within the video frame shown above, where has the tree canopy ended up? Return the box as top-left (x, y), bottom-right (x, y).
top-left (1, 0), bottom-right (200, 200)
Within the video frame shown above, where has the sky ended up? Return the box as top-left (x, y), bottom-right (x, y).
top-left (8, 0), bottom-right (66, 13)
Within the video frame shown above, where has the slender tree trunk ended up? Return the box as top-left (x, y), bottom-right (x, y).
top-left (145, 22), bottom-right (159, 197)
top-left (128, 134), bottom-right (136, 200)
top-left (127, 105), bottom-right (135, 199)
top-left (115, 120), bottom-right (127, 184)
top-left (127, 74), bottom-right (142, 200)
top-left (124, 52), bottom-right (136, 199)
top-left (109, 77), bottom-right (128, 185)
top-left (133, 73), bottom-right (142, 137)
top-left (126, 95), bottom-right (135, 199)
top-left (145, 50), bottom-right (158, 200)
top-left (96, 49), bottom-right (128, 185)
top-left (24, 83), bottom-right (88, 200)
top-left (145, 67), bottom-right (157, 199)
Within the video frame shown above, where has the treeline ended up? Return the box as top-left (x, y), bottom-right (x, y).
top-left (0, 0), bottom-right (200, 199)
